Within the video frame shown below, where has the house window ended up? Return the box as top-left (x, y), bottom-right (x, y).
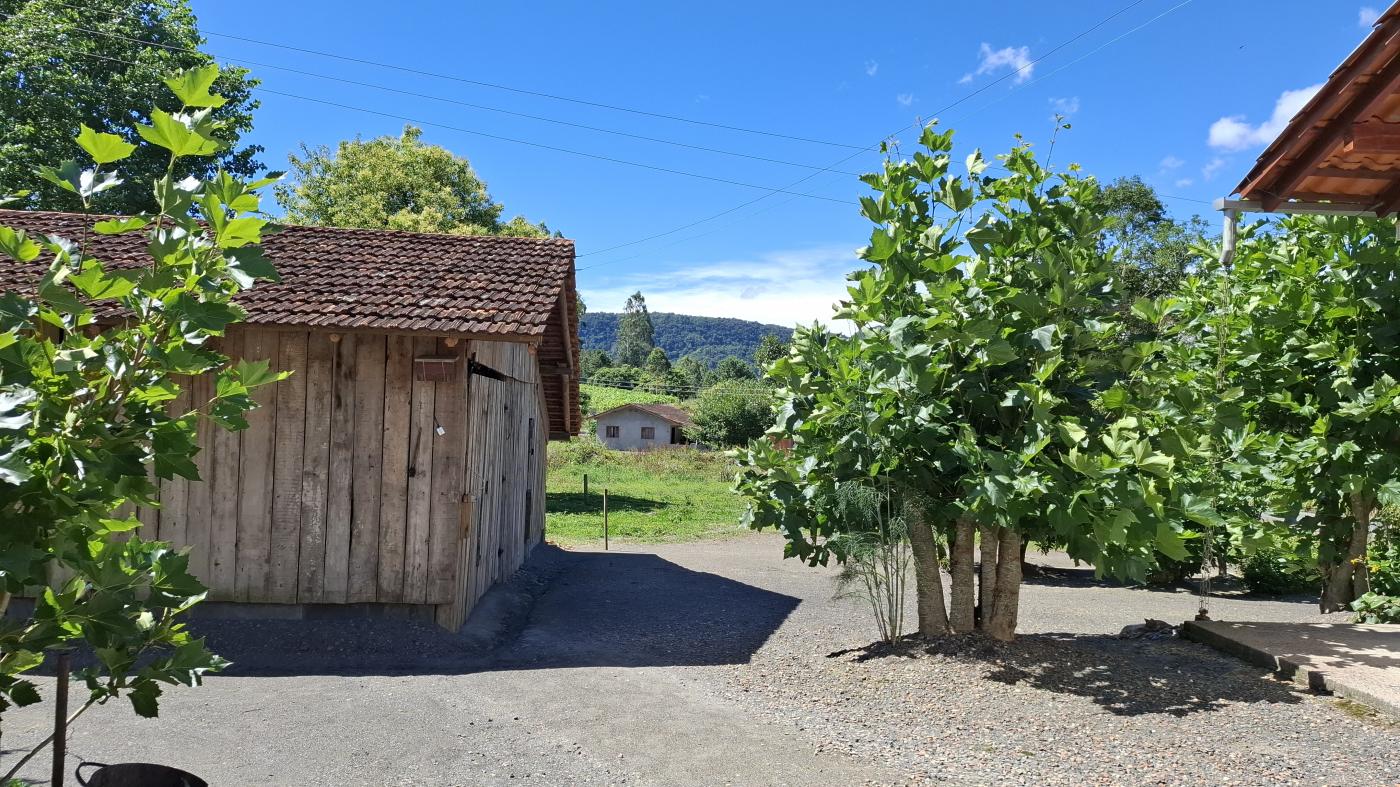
top-left (605, 425), bottom-right (620, 438)
top-left (640, 426), bottom-right (656, 440)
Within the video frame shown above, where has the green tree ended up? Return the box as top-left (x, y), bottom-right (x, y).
top-left (691, 379), bottom-right (773, 447)
top-left (737, 127), bottom-right (1180, 641)
top-left (580, 348), bottom-right (612, 378)
top-left (275, 126), bottom-right (548, 237)
top-left (613, 291), bottom-right (655, 367)
top-left (643, 346), bottom-right (672, 376)
top-left (753, 333), bottom-right (789, 370)
top-left (588, 365), bottom-right (643, 389)
top-left (1099, 177), bottom-right (1209, 306)
top-left (0, 0), bottom-right (262, 214)
top-left (673, 355), bottom-right (711, 393)
top-left (0, 67), bottom-right (282, 750)
top-left (1121, 215), bottom-right (1400, 612)
top-left (714, 356), bottom-right (754, 381)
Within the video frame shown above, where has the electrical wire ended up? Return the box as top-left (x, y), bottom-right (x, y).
top-left (25, 48), bottom-right (853, 205)
top-left (29, 0), bottom-right (867, 151)
top-left (574, 0), bottom-right (1168, 260)
top-left (38, 19), bottom-right (866, 176)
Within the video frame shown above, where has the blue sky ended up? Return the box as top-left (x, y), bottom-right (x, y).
top-left (190, 0), bottom-right (1377, 326)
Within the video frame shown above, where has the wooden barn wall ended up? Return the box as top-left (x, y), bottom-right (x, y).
top-left (135, 327), bottom-right (548, 629)
top-left (143, 325), bottom-right (468, 606)
top-left (436, 340), bottom-right (547, 630)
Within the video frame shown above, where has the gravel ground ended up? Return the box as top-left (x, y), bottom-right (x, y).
top-left (4, 533), bottom-right (1396, 786)
top-left (640, 536), bottom-right (1399, 787)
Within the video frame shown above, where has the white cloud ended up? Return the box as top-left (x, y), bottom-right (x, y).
top-left (864, 60), bottom-right (879, 77)
top-left (580, 245), bottom-right (858, 331)
top-left (1201, 157), bottom-right (1228, 181)
top-left (1207, 83), bottom-right (1322, 151)
top-left (1049, 96), bottom-right (1080, 117)
top-left (1159, 155), bottom-right (1184, 172)
top-left (963, 43), bottom-right (1034, 85)
top-left (1360, 6), bottom-right (1381, 26)
top-left (1174, 177), bottom-right (1194, 188)
top-left (897, 92), bottom-right (915, 107)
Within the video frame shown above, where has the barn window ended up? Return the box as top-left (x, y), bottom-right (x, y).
top-left (640, 426), bottom-right (655, 440)
top-left (605, 425), bottom-right (619, 438)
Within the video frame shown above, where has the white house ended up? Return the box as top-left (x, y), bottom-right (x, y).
top-left (594, 403), bottom-right (692, 451)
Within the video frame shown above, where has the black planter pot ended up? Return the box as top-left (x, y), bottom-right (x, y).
top-left (75, 761), bottom-right (207, 787)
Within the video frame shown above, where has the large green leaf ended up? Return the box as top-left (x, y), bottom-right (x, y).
top-left (76, 125), bottom-right (137, 164)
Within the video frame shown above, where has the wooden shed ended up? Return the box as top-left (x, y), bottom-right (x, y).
top-left (0, 209), bottom-right (581, 631)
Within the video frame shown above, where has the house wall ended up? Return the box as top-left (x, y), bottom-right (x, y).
top-left (596, 410), bottom-right (680, 451)
top-left (134, 326), bottom-right (547, 631)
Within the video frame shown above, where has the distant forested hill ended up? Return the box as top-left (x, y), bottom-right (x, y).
top-left (580, 312), bottom-right (793, 368)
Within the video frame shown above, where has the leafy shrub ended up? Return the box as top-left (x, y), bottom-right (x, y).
top-left (1241, 549), bottom-right (1319, 595)
top-left (587, 365), bottom-right (642, 388)
top-left (1367, 508), bottom-right (1400, 596)
top-left (547, 434), bottom-right (610, 469)
top-left (1350, 593), bottom-right (1400, 624)
top-left (690, 379), bottom-right (773, 448)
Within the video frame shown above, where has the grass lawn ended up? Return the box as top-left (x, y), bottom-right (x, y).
top-left (545, 440), bottom-right (747, 546)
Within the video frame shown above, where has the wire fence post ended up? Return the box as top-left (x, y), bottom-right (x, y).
top-left (603, 488), bottom-right (609, 550)
top-left (583, 473), bottom-right (588, 497)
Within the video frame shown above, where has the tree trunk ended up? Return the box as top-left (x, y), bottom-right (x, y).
top-left (1320, 498), bottom-right (1372, 612)
top-left (904, 498), bottom-right (949, 637)
top-left (1347, 492), bottom-right (1372, 599)
top-left (984, 527), bottom-right (1023, 641)
top-left (977, 523), bottom-right (998, 629)
top-left (948, 516), bottom-right (976, 633)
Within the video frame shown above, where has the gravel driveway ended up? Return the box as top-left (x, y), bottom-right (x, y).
top-left (5, 534), bottom-right (1396, 786)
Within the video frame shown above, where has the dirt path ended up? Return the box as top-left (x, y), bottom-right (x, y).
top-left (5, 534), bottom-right (1394, 786)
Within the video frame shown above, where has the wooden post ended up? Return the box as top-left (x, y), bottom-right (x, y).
top-left (603, 488), bottom-right (609, 550)
top-left (52, 650), bottom-right (69, 787)
top-left (583, 473), bottom-right (588, 497)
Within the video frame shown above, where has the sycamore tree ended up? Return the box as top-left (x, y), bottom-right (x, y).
top-left (0, 66), bottom-right (283, 752)
top-left (0, 0), bottom-right (261, 213)
top-left (1118, 216), bottom-right (1400, 612)
top-left (737, 125), bottom-right (1183, 640)
top-left (276, 125), bottom-right (549, 237)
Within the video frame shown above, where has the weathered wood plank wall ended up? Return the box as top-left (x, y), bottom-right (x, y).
top-left (436, 340), bottom-right (546, 629)
top-left (136, 327), bottom-right (549, 631)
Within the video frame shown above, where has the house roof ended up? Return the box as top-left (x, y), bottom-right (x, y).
top-left (0, 209), bottom-right (581, 437)
top-left (1234, 1), bottom-right (1400, 213)
top-left (593, 402), bottom-right (692, 427)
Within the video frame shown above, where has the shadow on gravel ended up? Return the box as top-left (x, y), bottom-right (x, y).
top-left (830, 632), bottom-right (1306, 717)
top-left (489, 549), bottom-right (801, 670)
top-left (50, 546), bottom-right (800, 678)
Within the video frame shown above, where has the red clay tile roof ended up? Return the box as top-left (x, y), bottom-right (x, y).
top-left (0, 209), bottom-right (582, 438)
top-left (0, 209), bottom-right (575, 337)
top-left (593, 402), bottom-right (693, 426)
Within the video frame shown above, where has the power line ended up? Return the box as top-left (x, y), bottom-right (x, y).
top-left (44, 20), bottom-right (865, 177)
top-left (31, 0), bottom-right (866, 151)
top-left (36, 47), bottom-right (853, 205)
top-left (574, 0), bottom-right (1163, 260)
